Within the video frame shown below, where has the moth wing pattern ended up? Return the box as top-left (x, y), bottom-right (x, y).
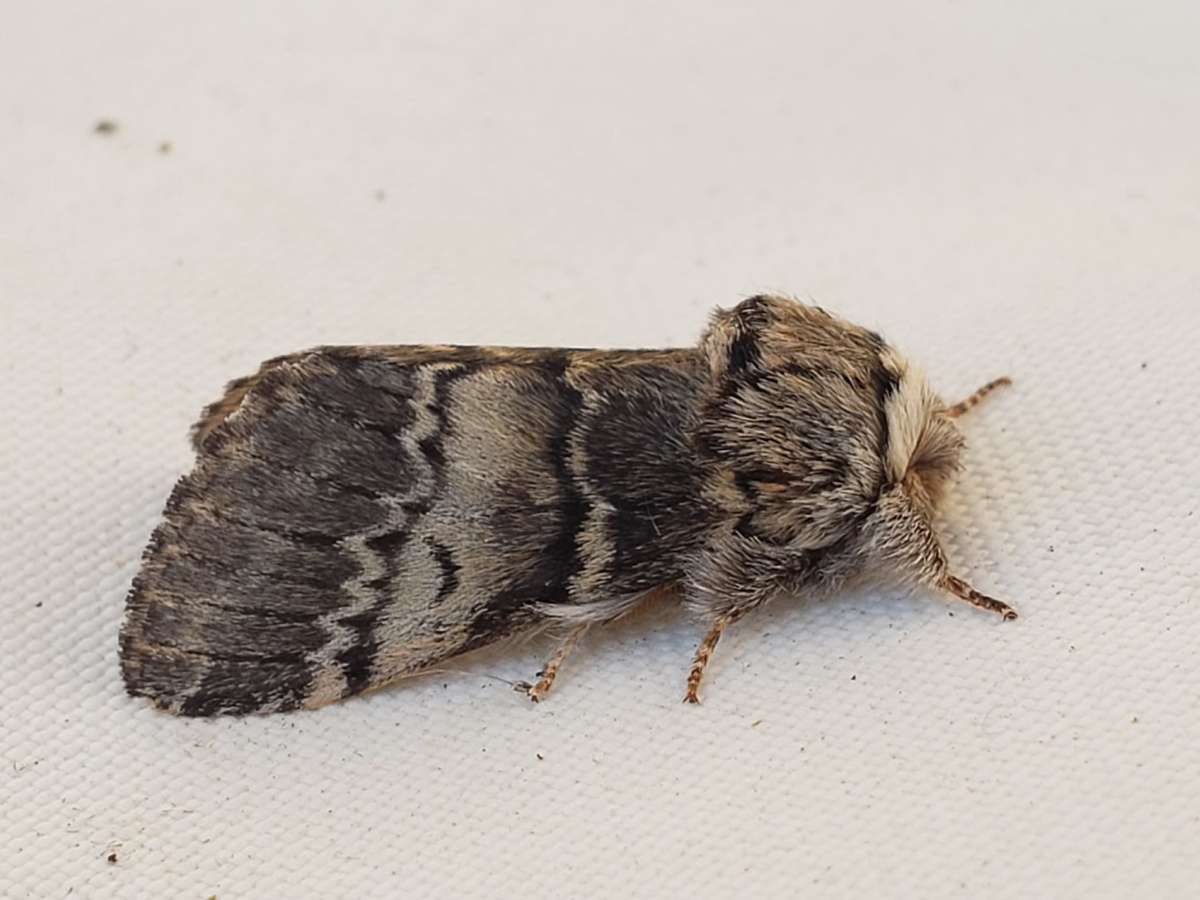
top-left (121, 345), bottom-right (707, 715)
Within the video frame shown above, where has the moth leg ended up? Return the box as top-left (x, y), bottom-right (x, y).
top-left (942, 574), bottom-right (1018, 620)
top-left (684, 607), bottom-right (748, 704)
top-left (515, 624), bottom-right (587, 703)
top-left (943, 376), bottom-right (1012, 418)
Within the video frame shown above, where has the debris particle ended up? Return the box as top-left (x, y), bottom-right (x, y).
top-left (94, 120), bottom-right (118, 135)
top-left (536, 752), bottom-right (544, 761)
top-left (850, 675), bottom-right (856, 681)
top-left (374, 189), bottom-right (386, 202)
top-left (751, 719), bottom-right (763, 728)
top-left (158, 141), bottom-right (172, 154)
top-left (106, 852), bottom-right (118, 864)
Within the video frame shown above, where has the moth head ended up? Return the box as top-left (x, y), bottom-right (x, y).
top-left (881, 352), bottom-right (965, 517)
top-left (859, 357), bottom-right (972, 590)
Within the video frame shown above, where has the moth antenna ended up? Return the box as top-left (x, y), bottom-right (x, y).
top-left (943, 376), bottom-right (1012, 418)
top-left (942, 574), bottom-right (1018, 620)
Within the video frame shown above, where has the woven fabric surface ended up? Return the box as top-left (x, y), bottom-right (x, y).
top-left (3, 2), bottom-right (1199, 897)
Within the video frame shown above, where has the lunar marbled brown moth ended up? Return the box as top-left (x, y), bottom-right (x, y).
top-left (120, 295), bottom-right (1014, 715)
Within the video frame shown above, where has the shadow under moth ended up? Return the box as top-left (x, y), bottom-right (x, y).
top-left (120, 295), bottom-right (1015, 716)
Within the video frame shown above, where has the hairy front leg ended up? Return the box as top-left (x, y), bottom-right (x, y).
top-left (943, 377), bottom-right (1012, 418)
top-left (942, 574), bottom-right (1018, 620)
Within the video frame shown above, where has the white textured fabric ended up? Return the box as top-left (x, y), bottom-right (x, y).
top-left (3, 2), bottom-right (1199, 897)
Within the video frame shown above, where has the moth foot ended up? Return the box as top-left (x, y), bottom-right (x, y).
top-left (513, 679), bottom-right (551, 703)
top-left (943, 575), bottom-right (1018, 623)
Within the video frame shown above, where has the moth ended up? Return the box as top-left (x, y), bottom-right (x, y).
top-left (120, 295), bottom-right (1015, 716)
